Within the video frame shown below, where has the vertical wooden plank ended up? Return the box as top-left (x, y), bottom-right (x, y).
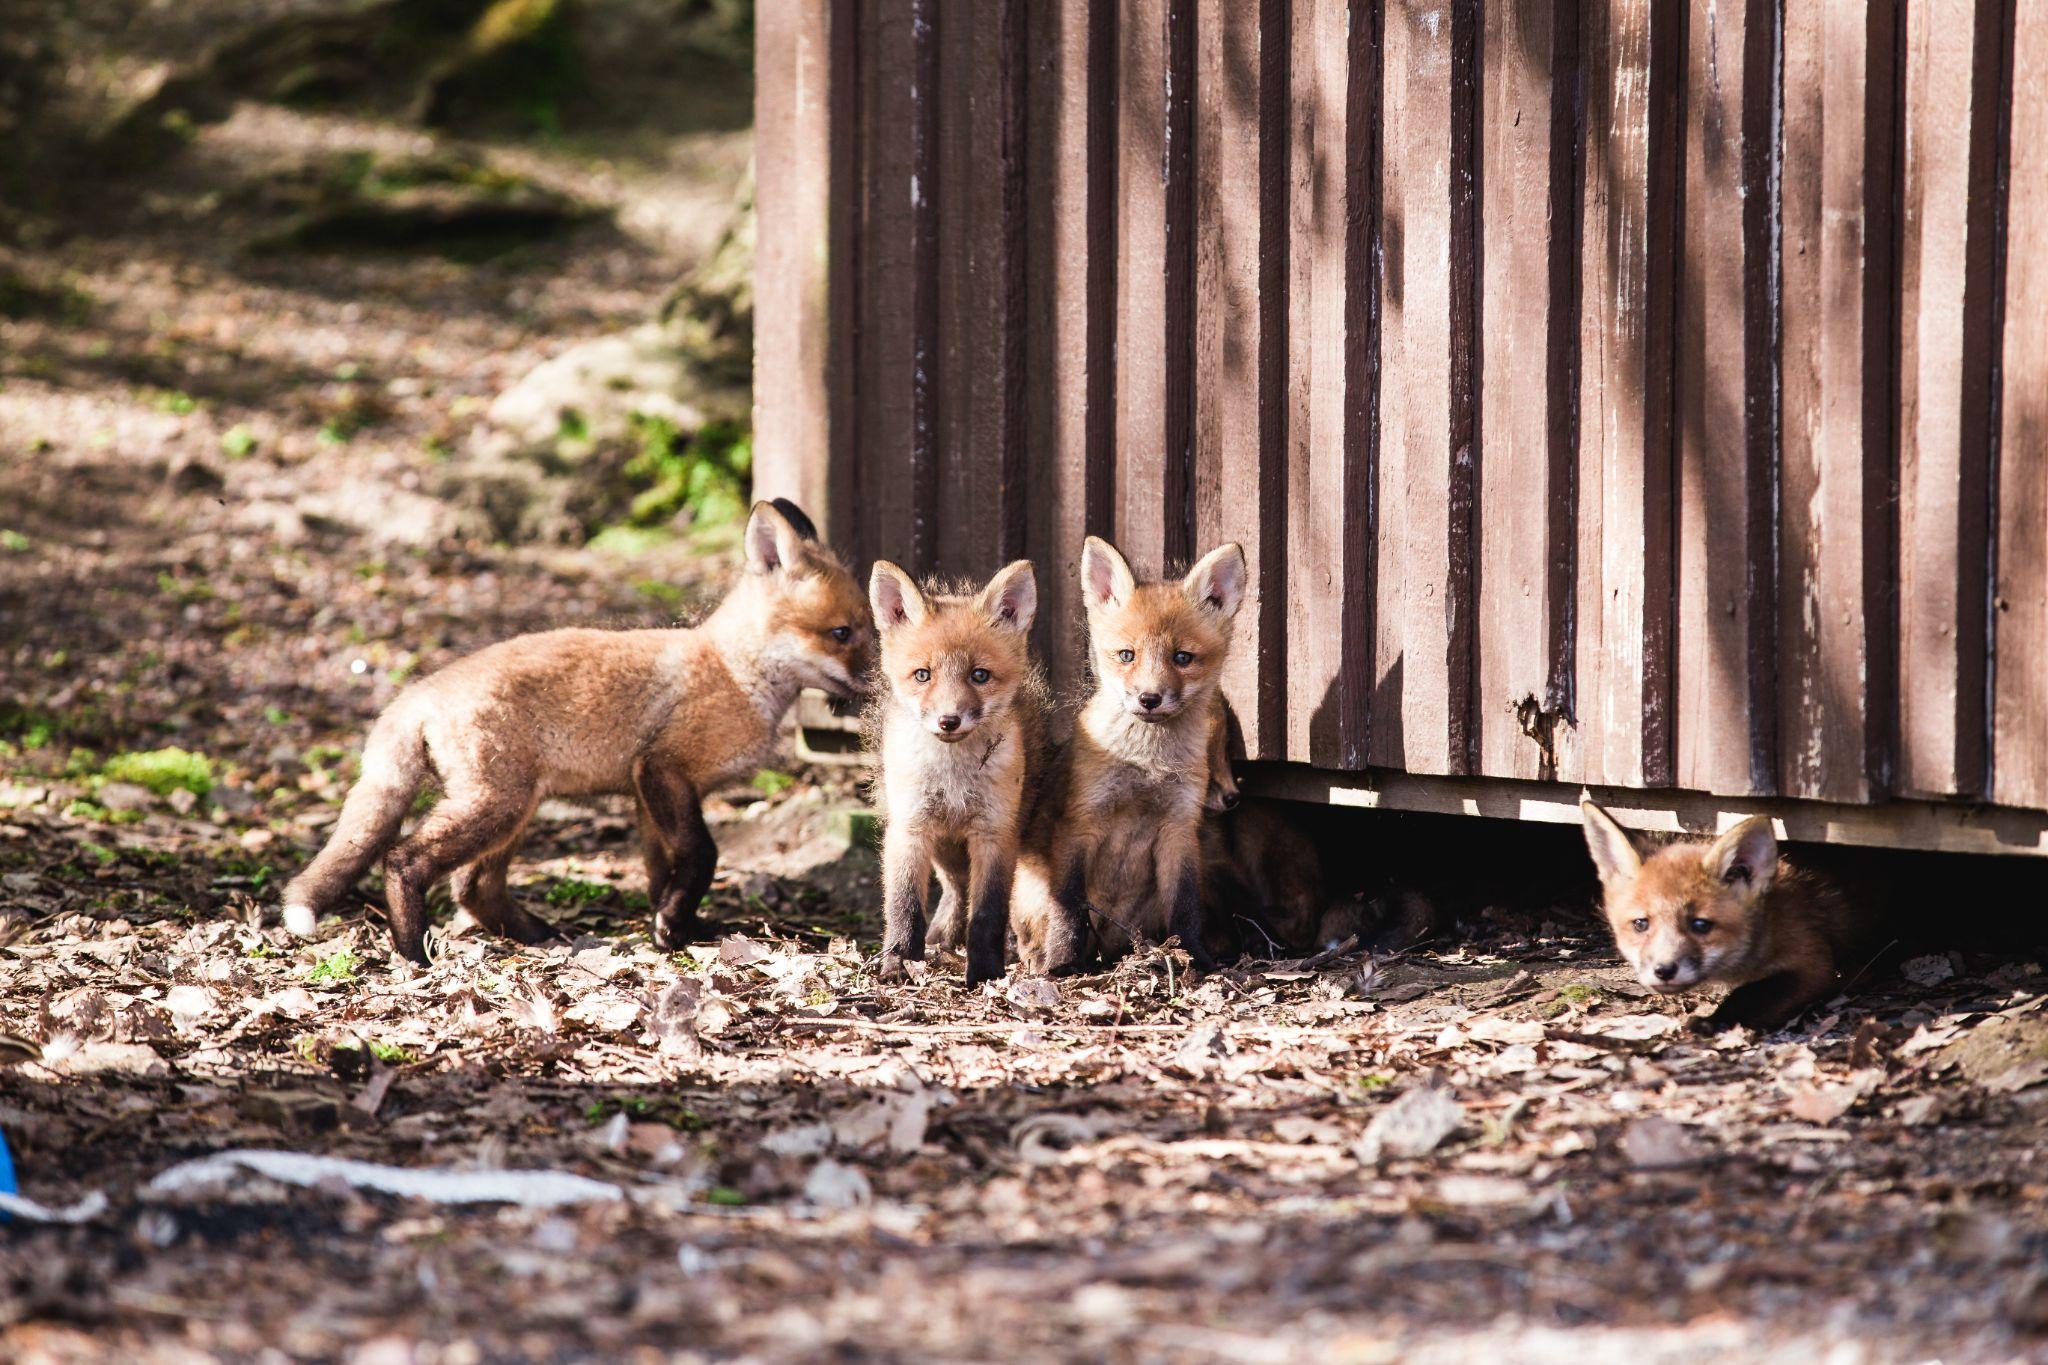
top-left (1777, 0), bottom-right (1898, 804)
top-left (1370, 0), bottom-right (1455, 775)
top-left (856, 0), bottom-right (923, 576)
top-left (1115, 0), bottom-right (1171, 576)
top-left (1560, 0), bottom-right (1680, 791)
top-left (1995, 5), bottom-right (2048, 810)
top-left (1676, 0), bottom-right (1775, 798)
top-left (1446, 0), bottom-right (1480, 775)
top-left (752, 0), bottom-right (838, 525)
top-left (1899, 0), bottom-right (2004, 799)
top-left (1477, 0), bottom-right (1576, 781)
top-left (1286, 0), bottom-right (1376, 769)
top-left (1025, 0), bottom-right (1117, 695)
top-left (1194, 0), bottom-right (1288, 758)
top-left (935, 0), bottom-right (1024, 579)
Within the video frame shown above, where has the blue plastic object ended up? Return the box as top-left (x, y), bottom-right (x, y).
top-left (0, 1128), bottom-right (15, 1217)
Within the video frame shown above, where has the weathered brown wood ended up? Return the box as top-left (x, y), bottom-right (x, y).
top-left (1193, 0), bottom-right (1287, 758)
top-left (1024, 0), bottom-right (1115, 695)
top-left (1371, 0), bottom-right (1455, 776)
top-left (1898, 0), bottom-right (2003, 798)
top-left (1777, 0), bottom-right (1896, 804)
top-left (1996, 6), bottom-right (2048, 811)
top-left (1115, 0), bottom-right (1170, 576)
top-left (1561, 0), bottom-right (1678, 791)
top-left (751, 0), bottom-right (838, 526)
top-left (1477, 0), bottom-right (1574, 782)
top-left (1285, 0), bottom-right (1375, 770)
top-left (934, 0), bottom-right (1023, 579)
top-left (855, 0), bottom-right (921, 576)
top-left (1676, 0), bottom-right (1774, 798)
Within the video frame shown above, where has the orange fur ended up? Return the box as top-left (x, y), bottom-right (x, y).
top-left (1012, 538), bottom-right (1246, 976)
top-left (868, 560), bottom-right (1048, 986)
top-left (1581, 799), bottom-right (1859, 1032)
top-left (283, 501), bottom-right (873, 962)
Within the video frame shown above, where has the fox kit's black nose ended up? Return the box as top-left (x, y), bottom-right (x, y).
top-left (937, 714), bottom-right (962, 733)
top-left (1138, 692), bottom-right (1163, 711)
top-left (1221, 791), bottom-right (1240, 810)
top-left (1654, 962), bottom-right (1679, 982)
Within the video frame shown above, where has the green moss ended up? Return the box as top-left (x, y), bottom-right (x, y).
top-left (307, 948), bottom-right (364, 985)
top-left (545, 876), bottom-right (615, 906)
top-left (220, 425), bottom-right (258, 459)
top-left (102, 747), bottom-right (215, 798)
top-left (620, 414), bottom-right (751, 530)
top-left (0, 529), bottom-right (28, 552)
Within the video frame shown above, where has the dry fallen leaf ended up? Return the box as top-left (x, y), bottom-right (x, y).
top-left (1618, 1117), bottom-right (1710, 1169)
top-left (1355, 1085), bottom-right (1463, 1164)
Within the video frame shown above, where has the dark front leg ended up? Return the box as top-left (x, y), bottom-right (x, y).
top-left (1167, 861), bottom-right (1217, 976)
top-left (1040, 850), bottom-right (1094, 977)
top-left (1694, 967), bottom-right (1835, 1035)
top-left (878, 826), bottom-right (931, 981)
top-left (634, 757), bottom-right (716, 951)
top-left (963, 847), bottom-right (1014, 989)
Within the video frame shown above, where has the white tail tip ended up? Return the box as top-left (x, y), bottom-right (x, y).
top-left (282, 902), bottom-right (317, 938)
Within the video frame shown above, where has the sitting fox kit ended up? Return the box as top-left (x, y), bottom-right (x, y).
top-left (1579, 799), bottom-right (1858, 1032)
top-left (1013, 537), bottom-right (1247, 977)
top-left (869, 560), bottom-right (1045, 988)
top-left (282, 500), bottom-right (872, 962)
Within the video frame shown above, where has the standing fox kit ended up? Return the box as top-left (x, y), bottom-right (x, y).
top-left (1013, 537), bottom-right (1247, 977)
top-left (1579, 799), bottom-right (1858, 1032)
top-left (283, 501), bottom-right (873, 962)
top-left (869, 560), bottom-right (1045, 987)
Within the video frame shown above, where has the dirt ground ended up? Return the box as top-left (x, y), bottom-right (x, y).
top-left (6, 5), bottom-right (2048, 1364)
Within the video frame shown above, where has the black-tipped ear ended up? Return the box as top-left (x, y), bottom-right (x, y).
top-left (745, 500), bottom-right (810, 575)
top-left (770, 498), bottom-right (819, 542)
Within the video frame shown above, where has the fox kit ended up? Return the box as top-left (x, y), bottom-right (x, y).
top-left (1012, 537), bottom-right (1246, 976)
top-left (282, 501), bottom-right (873, 962)
top-left (868, 560), bottom-right (1046, 987)
top-left (1580, 799), bottom-right (1859, 1032)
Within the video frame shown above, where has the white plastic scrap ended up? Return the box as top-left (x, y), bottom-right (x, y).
top-left (0, 1190), bottom-right (111, 1224)
top-left (146, 1149), bottom-right (626, 1208)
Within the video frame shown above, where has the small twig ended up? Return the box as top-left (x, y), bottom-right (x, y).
top-left (779, 1016), bottom-right (1376, 1041)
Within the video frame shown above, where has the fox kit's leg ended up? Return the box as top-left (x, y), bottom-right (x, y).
top-left (1156, 822), bottom-right (1214, 975)
top-left (383, 785), bottom-right (536, 963)
top-left (1696, 961), bottom-right (1838, 1035)
top-left (879, 823), bottom-right (933, 981)
top-left (963, 836), bottom-right (1015, 989)
top-left (449, 802), bottom-right (556, 945)
top-left (1039, 843), bottom-right (1095, 977)
top-left (926, 842), bottom-right (969, 955)
top-left (633, 756), bottom-right (716, 951)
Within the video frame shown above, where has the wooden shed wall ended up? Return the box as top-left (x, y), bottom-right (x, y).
top-left (753, 0), bottom-right (2048, 826)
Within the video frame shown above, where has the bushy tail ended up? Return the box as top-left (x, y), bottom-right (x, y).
top-left (281, 710), bottom-right (428, 936)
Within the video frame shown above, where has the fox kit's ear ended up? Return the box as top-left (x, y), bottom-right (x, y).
top-left (1579, 799), bottom-right (1642, 890)
top-left (976, 560), bottom-right (1038, 634)
top-left (869, 561), bottom-right (927, 630)
top-left (1705, 816), bottom-right (1778, 897)
top-left (1080, 537), bottom-right (1136, 612)
top-left (1182, 542), bottom-right (1247, 620)
top-left (745, 500), bottom-right (811, 575)
top-left (768, 498), bottom-right (820, 541)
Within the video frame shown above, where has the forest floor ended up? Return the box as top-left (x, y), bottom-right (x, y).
top-left (6, 4), bottom-right (2048, 1364)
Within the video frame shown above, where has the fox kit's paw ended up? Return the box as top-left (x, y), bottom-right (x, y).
top-left (499, 905), bottom-right (562, 947)
top-left (963, 951), bottom-right (1006, 990)
top-left (652, 910), bottom-right (706, 954)
top-left (282, 902), bottom-right (318, 938)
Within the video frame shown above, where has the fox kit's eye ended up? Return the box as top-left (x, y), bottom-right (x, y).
top-left (1117, 648), bottom-right (1135, 664)
top-left (1688, 917), bottom-right (1714, 935)
top-left (830, 626), bottom-right (853, 643)
top-left (913, 667), bottom-right (931, 683)
top-left (1172, 650), bottom-right (1194, 667)
top-left (970, 667), bottom-right (991, 685)
top-left (1630, 917), bottom-right (1650, 933)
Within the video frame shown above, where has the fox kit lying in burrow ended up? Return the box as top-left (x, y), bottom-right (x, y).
top-left (866, 560), bottom-right (1048, 987)
top-left (1579, 798), bottom-right (1861, 1033)
top-left (282, 500), bottom-right (873, 962)
top-left (1011, 536), bottom-right (1247, 977)
top-left (1198, 707), bottom-right (1432, 960)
